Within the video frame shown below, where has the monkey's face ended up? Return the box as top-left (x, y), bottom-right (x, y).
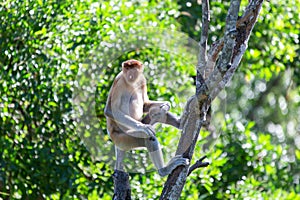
top-left (122, 59), bottom-right (144, 84)
top-left (123, 65), bottom-right (142, 83)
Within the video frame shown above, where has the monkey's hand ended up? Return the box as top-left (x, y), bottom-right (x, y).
top-left (149, 107), bottom-right (167, 125)
top-left (126, 124), bottom-right (155, 138)
top-left (141, 124), bottom-right (156, 138)
top-left (149, 102), bottom-right (171, 125)
top-left (160, 102), bottom-right (171, 111)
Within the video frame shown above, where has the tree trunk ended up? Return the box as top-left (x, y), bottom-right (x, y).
top-left (160, 0), bottom-right (265, 199)
top-left (113, 170), bottom-right (131, 200)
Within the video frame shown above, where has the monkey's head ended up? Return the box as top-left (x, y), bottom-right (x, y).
top-left (122, 59), bottom-right (144, 84)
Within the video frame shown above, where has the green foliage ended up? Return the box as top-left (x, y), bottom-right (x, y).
top-left (0, 0), bottom-right (299, 199)
top-left (178, 0), bottom-right (300, 80)
top-left (186, 120), bottom-right (300, 199)
top-left (0, 0), bottom-right (191, 199)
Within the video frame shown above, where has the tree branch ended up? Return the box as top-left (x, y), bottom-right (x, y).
top-left (160, 2), bottom-right (212, 199)
top-left (206, 38), bottom-right (224, 79)
top-left (187, 156), bottom-right (209, 176)
top-left (209, 0), bottom-right (264, 100)
top-left (205, 0), bottom-right (264, 81)
top-left (204, 0), bottom-right (241, 99)
top-left (197, 0), bottom-right (210, 80)
top-left (160, 0), bottom-right (265, 199)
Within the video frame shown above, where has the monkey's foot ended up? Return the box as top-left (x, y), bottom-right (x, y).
top-left (158, 155), bottom-right (189, 177)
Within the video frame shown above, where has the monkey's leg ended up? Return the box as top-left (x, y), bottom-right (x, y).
top-left (112, 133), bottom-right (147, 172)
top-left (115, 147), bottom-right (125, 171)
top-left (144, 137), bottom-right (164, 170)
top-left (145, 137), bottom-right (188, 177)
top-left (164, 112), bottom-right (181, 128)
top-left (158, 155), bottom-right (189, 177)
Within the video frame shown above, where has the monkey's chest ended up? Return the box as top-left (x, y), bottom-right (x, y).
top-left (121, 94), bottom-right (144, 120)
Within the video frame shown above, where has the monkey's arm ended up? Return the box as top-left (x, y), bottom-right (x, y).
top-left (104, 89), bottom-right (155, 138)
top-left (142, 88), bottom-right (180, 128)
top-left (143, 100), bottom-right (171, 112)
top-left (105, 103), bottom-right (142, 129)
top-left (142, 106), bottom-right (181, 128)
top-left (142, 85), bottom-right (170, 112)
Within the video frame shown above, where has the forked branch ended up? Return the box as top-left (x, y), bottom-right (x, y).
top-left (160, 0), bottom-right (265, 199)
top-left (187, 156), bottom-right (210, 176)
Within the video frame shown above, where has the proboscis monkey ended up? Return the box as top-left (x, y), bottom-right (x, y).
top-left (104, 59), bottom-right (188, 177)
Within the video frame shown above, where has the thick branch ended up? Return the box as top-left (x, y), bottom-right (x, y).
top-left (204, 0), bottom-right (241, 97)
top-left (210, 0), bottom-right (264, 100)
top-left (160, 95), bottom-right (210, 200)
top-left (206, 38), bottom-right (224, 79)
top-left (160, 3), bottom-right (212, 199)
top-left (216, 0), bottom-right (241, 74)
top-left (205, 0), bottom-right (264, 79)
top-left (160, 0), bottom-right (264, 199)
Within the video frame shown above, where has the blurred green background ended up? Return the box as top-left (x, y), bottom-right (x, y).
top-left (0, 0), bottom-right (299, 199)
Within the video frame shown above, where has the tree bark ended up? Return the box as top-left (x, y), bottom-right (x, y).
top-left (113, 170), bottom-right (131, 200)
top-left (160, 0), bottom-right (264, 199)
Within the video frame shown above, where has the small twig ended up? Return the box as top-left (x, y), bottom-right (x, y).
top-left (187, 156), bottom-right (210, 176)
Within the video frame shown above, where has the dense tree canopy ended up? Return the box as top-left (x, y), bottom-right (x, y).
top-left (0, 0), bottom-right (299, 199)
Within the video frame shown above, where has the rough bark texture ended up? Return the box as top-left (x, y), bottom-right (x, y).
top-left (198, 0), bottom-right (210, 78)
top-left (113, 170), bottom-right (131, 200)
top-left (160, 0), bottom-right (264, 199)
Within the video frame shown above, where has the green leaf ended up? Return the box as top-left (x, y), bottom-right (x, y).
top-left (48, 101), bottom-right (57, 107)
